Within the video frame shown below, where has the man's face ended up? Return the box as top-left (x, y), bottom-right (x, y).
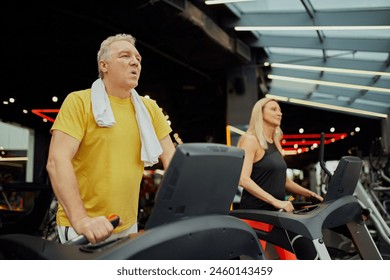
top-left (103, 40), bottom-right (142, 89)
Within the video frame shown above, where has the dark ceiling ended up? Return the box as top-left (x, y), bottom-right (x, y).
top-left (1, 0), bottom-right (384, 169)
top-left (2, 1), bottom-right (243, 140)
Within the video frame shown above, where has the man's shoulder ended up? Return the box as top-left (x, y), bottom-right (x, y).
top-left (60, 88), bottom-right (92, 113)
top-left (140, 96), bottom-right (160, 112)
top-left (64, 88), bottom-right (92, 103)
top-left (69, 88), bottom-right (92, 98)
top-left (140, 95), bottom-right (157, 105)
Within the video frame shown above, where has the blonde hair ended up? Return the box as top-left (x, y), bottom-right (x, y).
top-left (247, 98), bottom-right (283, 150)
top-left (97, 33), bottom-right (136, 78)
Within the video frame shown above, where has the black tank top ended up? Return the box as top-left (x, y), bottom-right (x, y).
top-left (239, 142), bottom-right (287, 211)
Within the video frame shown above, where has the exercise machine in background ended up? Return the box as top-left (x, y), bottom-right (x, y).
top-left (230, 133), bottom-right (383, 260)
top-left (0, 182), bottom-right (53, 237)
top-left (354, 137), bottom-right (390, 259)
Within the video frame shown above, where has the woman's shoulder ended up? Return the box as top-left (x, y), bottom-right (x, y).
top-left (238, 133), bottom-right (261, 149)
top-left (240, 133), bottom-right (257, 142)
top-left (238, 133), bottom-right (266, 161)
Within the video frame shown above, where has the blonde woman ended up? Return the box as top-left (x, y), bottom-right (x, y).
top-left (238, 98), bottom-right (322, 212)
top-left (237, 98), bottom-right (324, 259)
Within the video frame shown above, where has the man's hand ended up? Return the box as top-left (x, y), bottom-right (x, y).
top-left (73, 216), bottom-right (114, 244)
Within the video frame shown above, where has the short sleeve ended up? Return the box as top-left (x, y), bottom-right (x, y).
top-left (142, 98), bottom-right (172, 140)
top-left (51, 91), bottom-right (88, 141)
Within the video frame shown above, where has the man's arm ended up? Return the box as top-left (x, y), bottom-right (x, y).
top-left (159, 135), bottom-right (176, 170)
top-left (46, 130), bottom-right (113, 243)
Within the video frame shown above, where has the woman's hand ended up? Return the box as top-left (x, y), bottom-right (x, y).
top-left (310, 192), bottom-right (324, 202)
top-left (273, 200), bottom-right (294, 212)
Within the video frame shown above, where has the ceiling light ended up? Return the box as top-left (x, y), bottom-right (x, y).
top-left (0, 156), bottom-right (28, 161)
top-left (205, 0), bottom-right (254, 5)
top-left (268, 74), bottom-right (390, 93)
top-left (268, 63), bottom-right (390, 77)
top-left (235, 26), bottom-right (390, 31)
top-left (266, 94), bottom-right (288, 102)
top-left (287, 97), bottom-right (388, 119)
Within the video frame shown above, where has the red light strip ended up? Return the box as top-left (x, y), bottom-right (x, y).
top-left (281, 140), bottom-right (329, 146)
top-left (281, 133), bottom-right (348, 154)
top-left (282, 133), bottom-right (347, 139)
top-left (31, 109), bottom-right (59, 123)
top-left (227, 125), bottom-right (350, 156)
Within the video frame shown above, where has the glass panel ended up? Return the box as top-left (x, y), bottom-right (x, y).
top-left (255, 30), bottom-right (319, 37)
top-left (267, 47), bottom-right (324, 57)
top-left (310, 0), bottom-right (390, 10)
top-left (323, 30), bottom-right (390, 39)
top-left (232, 0), bottom-right (305, 12)
top-left (355, 98), bottom-right (390, 107)
top-left (326, 50), bottom-right (389, 61)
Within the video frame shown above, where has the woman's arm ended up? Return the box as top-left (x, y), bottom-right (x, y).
top-left (285, 177), bottom-right (323, 202)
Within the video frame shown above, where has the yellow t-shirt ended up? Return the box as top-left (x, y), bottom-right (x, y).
top-left (51, 88), bottom-right (172, 232)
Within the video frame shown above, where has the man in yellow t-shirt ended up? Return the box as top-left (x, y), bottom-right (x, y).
top-left (46, 34), bottom-right (176, 244)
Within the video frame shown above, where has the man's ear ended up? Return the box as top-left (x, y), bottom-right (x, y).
top-left (99, 60), bottom-right (108, 75)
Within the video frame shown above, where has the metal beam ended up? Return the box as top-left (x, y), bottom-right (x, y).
top-left (167, 0), bottom-right (251, 61)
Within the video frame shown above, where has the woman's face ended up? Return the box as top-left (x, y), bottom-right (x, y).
top-left (262, 100), bottom-right (282, 126)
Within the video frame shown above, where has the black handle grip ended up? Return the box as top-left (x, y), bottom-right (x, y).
top-left (319, 132), bottom-right (332, 178)
top-left (64, 233), bottom-right (88, 246)
top-left (108, 214), bottom-right (120, 228)
top-left (65, 215), bottom-right (120, 246)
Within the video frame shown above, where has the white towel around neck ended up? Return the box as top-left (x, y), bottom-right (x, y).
top-left (91, 78), bottom-right (163, 167)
